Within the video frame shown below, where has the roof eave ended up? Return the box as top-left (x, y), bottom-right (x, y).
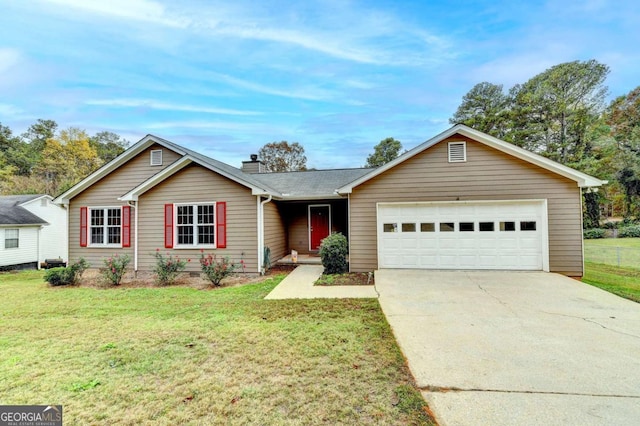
top-left (118, 155), bottom-right (278, 201)
top-left (338, 124), bottom-right (607, 192)
top-left (54, 135), bottom-right (185, 205)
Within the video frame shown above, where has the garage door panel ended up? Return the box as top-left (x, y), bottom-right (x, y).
top-left (378, 201), bottom-right (546, 271)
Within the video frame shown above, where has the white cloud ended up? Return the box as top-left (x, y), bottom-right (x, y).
top-left (85, 98), bottom-right (262, 116)
top-left (211, 73), bottom-right (337, 101)
top-left (41, 0), bottom-right (189, 27)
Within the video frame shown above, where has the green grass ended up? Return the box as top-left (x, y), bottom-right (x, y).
top-left (0, 271), bottom-right (434, 425)
top-left (583, 261), bottom-right (640, 303)
top-left (584, 237), bottom-right (640, 268)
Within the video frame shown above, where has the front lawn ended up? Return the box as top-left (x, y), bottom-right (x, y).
top-left (583, 261), bottom-right (640, 303)
top-left (0, 271), bottom-right (433, 425)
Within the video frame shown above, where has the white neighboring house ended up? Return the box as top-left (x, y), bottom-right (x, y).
top-left (0, 195), bottom-right (68, 269)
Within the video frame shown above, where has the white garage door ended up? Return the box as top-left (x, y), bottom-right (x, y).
top-left (377, 200), bottom-right (548, 270)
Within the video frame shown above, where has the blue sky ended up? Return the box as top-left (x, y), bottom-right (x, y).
top-left (1, 0), bottom-right (638, 169)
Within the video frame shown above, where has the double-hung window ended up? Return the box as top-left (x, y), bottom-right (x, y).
top-left (176, 203), bottom-right (216, 247)
top-left (90, 207), bottom-right (122, 246)
top-left (5, 229), bottom-right (19, 249)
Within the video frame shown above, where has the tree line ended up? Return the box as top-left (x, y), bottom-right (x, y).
top-left (0, 119), bottom-right (128, 196)
top-left (450, 60), bottom-right (640, 225)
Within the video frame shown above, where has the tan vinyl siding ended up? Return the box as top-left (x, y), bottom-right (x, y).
top-left (263, 201), bottom-right (287, 266)
top-left (349, 135), bottom-right (584, 276)
top-left (137, 164), bottom-right (258, 272)
top-left (69, 145), bottom-right (181, 267)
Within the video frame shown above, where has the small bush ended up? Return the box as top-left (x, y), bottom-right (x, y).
top-left (319, 232), bottom-right (348, 274)
top-left (44, 258), bottom-right (89, 286)
top-left (200, 252), bottom-right (237, 286)
top-left (153, 250), bottom-right (188, 286)
top-left (618, 224), bottom-right (640, 238)
top-left (101, 254), bottom-right (131, 286)
top-left (583, 228), bottom-right (606, 239)
top-left (602, 221), bottom-right (619, 229)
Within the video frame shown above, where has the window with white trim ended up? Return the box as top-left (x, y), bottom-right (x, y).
top-left (176, 203), bottom-right (216, 247)
top-left (90, 208), bottom-right (121, 246)
top-left (150, 149), bottom-right (163, 166)
top-left (5, 229), bottom-right (19, 249)
top-left (448, 141), bottom-right (466, 162)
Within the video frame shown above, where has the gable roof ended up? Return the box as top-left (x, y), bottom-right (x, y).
top-left (338, 124), bottom-right (607, 193)
top-left (54, 134), bottom-right (279, 204)
top-left (0, 195), bottom-right (48, 226)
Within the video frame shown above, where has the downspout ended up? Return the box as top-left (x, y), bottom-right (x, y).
top-left (347, 193), bottom-right (351, 273)
top-left (128, 200), bottom-right (138, 277)
top-left (258, 194), bottom-right (272, 274)
top-left (37, 225), bottom-right (41, 269)
top-left (63, 203), bottom-right (69, 264)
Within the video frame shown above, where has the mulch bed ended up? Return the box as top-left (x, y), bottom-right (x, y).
top-left (315, 272), bottom-right (374, 286)
top-left (72, 264), bottom-right (299, 290)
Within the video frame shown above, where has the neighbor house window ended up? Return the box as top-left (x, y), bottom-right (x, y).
top-left (90, 208), bottom-right (122, 246)
top-left (5, 229), bottom-right (19, 249)
top-left (176, 203), bottom-right (216, 247)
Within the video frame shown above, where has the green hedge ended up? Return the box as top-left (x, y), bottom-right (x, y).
top-left (618, 225), bottom-right (640, 238)
top-left (583, 228), bottom-right (606, 239)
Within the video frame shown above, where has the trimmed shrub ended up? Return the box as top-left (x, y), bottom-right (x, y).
top-left (319, 232), bottom-right (348, 274)
top-left (602, 221), bottom-right (619, 229)
top-left (153, 250), bottom-right (188, 286)
top-left (101, 254), bottom-right (131, 286)
top-left (618, 224), bottom-right (640, 238)
top-left (200, 252), bottom-right (237, 286)
top-left (44, 258), bottom-right (89, 286)
top-left (583, 228), bottom-right (606, 239)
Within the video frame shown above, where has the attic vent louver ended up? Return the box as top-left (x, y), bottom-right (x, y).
top-left (448, 142), bottom-right (466, 163)
top-left (150, 149), bottom-right (163, 166)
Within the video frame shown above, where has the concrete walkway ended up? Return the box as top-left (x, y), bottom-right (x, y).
top-left (264, 265), bottom-right (378, 299)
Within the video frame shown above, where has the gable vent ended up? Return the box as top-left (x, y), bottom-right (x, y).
top-left (150, 149), bottom-right (163, 166)
top-left (448, 142), bottom-right (466, 163)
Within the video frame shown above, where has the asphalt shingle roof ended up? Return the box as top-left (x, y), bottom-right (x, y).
top-left (252, 168), bottom-right (373, 198)
top-left (0, 195), bottom-right (48, 225)
top-left (152, 135), bottom-right (373, 199)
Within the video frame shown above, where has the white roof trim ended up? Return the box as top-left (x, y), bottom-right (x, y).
top-left (53, 135), bottom-right (185, 205)
top-left (118, 155), bottom-right (275, 201)
top-left (338, 124), bottom-right (606, 193)
top-left (18, 194), bottom-right (53, 206)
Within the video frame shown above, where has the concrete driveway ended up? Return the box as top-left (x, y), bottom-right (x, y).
top-left (375, 270), bottom-right (640, 426)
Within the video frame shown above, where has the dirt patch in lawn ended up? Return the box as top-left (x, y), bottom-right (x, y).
top-left (315, 272), bottom-right (374, 286)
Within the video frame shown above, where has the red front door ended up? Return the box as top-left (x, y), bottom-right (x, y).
top-left (309, 205), bottom-right (330, 251)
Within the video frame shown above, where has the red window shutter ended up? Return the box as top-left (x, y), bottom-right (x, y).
top-left (80, 207), bottom-right (88, 247)
top-left (164, 204), bottom-right (174, 248)
top-left (122, 205), bottom-right (131, 248)
top-left (216, 202), bottom-right (226, 248)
